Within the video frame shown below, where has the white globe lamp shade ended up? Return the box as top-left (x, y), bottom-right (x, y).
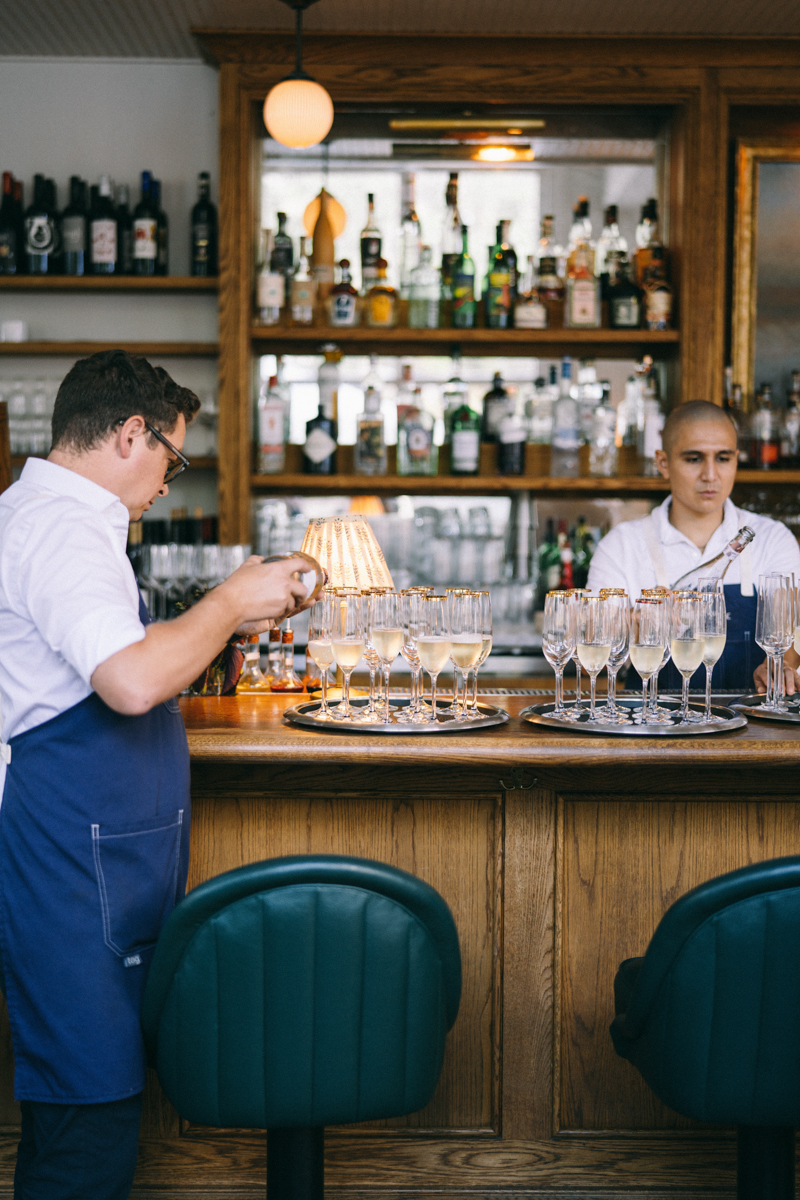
top-left (263, 78), bottom-right (334, 149)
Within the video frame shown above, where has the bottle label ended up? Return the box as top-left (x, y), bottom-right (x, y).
top-left (304, 426), bottom-right (337, 464)
top-left (568, 279), bottom-right (599, 326)
top-left (259, 400), bottom-right (285, 451)
top-left (91, 219), bottom-right (117, 264)
top-left (451, 429), bottom-right (480, 471)
top-left (369, 293), bottom-right (395, 327)
top-left (0, 230), bottom-right (18, 272)
top-left (25, 215), bottom-right (55, 255)
top-left (134, 218), bottom-right (157, 259)
top-left (646, 289), bottom-right (672, 326)
top-left (611, 295), bottom-right (640, 327)
top-left (452, 274), bottom-right (476, 325)
top-left (193, 222), bottom-right (209, 263)
top-left (291, 279), bottom-right (316, 307)
top-left (514, 299), bottom-right (548, 329)
top-left (257, 272), bottom-right (285, 307)
top-left (62, 215), bottom-right (86, 254)
top-left (328, 292), bottom-right (357, 325)
top-left (406, 425), bottom-right (432, 460)
top-left (759, 441), bottom-right (779, 466)
top-left (441, 252), bottom-right (460, 284)
top-left (361, 236), bottom-right (381, 266)
top-left (356, 419), bottom-right (385, 469)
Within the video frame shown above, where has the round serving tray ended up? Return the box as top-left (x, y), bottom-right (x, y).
top-left (731, 694), bottom-right (800, 724)
top-left (519, 697), bottom-right (747, 736)
top-left (284, 696), bottom-right (509, 734)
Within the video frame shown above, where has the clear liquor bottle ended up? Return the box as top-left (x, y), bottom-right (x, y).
top-left (397, 386), bottom-right (437, 476)
top-left (440, 172), bottom-right (462, 300)
top-left (360, 193), bottom-right (382, 294)
top-left (290, 235), bottom-right (316, 324)
top-left (566, 197), bottom-right (595, 276)
top-left (534, 214), bottom-right (562, 267)
top-left (514, 255), bottom-right (548, 329)
top-left (355, 383), bottom-right (387, 475)
top-left (781, 371), bottom-right (800, 468)
top-left (399, 172), bottom-right (421, 299)
top-left (595, 204), bottom-right (627, 277)
top-left (552, 356), bottom-right (581, 477)
top-left (751, 384), bottom-right (780, 471)
top-left (442, 348), bottom-right (469, 438)
top-left (589, 381), bottom-right (617, 477)
top-left (257, 374), bottom-right (288, 473)
top-left (408, 245), bottom-right (441, 329)
top-left (325, 259), bottom-right (359, 326)
top-left (256, 229), bottom-right (284, 325)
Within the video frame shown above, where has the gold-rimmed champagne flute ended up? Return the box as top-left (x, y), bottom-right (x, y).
top-left (699, 587), bottom-right (727, 722)
top-left (466, 591), bottom-right (493, 719)
top-left (369, 591), bottom-right (404, 723)
top-left (445, 588), bottom-right (472, 709)
top-left (670, 591), bottom-right (705, 723)
top-left (330, 592), bottom-right (366, 720)
top-left (641, 586), bottom-right (674, 723)
top-left (306, 594), bottom-right (335, 719)
top-left (630, 598), bottom-right (668, 725)
top-left (359, 586), bottom-right (392, 721)
top-left (576, 595), bottom-right (611, 720)
top-left (562, 588), bottom-right (591, 721)
top-left (542, 590), bottom-right (576, 718)
top-left (399, 591), bottom-right (425, 723)
top-left (418, 596), bottom-right (451, 723)
top-left (447, 591), bottom-right (482, 718)
top-left (597, 589), bottom-right (630, 724)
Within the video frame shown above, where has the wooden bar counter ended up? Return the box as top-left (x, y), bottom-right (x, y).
top-left (4, 692), bottom-right (800, 1197)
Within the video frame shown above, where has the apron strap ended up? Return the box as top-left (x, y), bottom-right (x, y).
top-left (737, 509), bottom-right (754, 596)
top-left (644, 515), bottom-right (671, 588)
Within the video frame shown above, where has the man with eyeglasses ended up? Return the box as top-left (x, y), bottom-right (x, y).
top-left (0, 349), bottom-right (311, 1199)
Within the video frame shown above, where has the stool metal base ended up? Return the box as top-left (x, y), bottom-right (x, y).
top-left (267, 1127), bottom-right (324, 1200)
top-left (738, 1126), bottom-right (795, 1200)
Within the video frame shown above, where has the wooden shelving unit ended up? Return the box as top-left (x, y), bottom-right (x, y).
top-left (0, 341), bottom-right (218, 357)
top-left (0, 276), bottom-right (217, 293)
top-left (251, 472), bottom-right (673, 496)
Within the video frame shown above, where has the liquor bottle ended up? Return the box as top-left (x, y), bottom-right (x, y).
top-left (0, 172), bottom-right (20, 274)
top-left (635, 199), bottom-right (661, 286)
top-left (270, 621), bottom-right (304, 692)
top-left (671, 527), bottom-right (756, 591)
top-left (303, 403), bottom-right (337, 474)
top-left (643, 247), bottom-right (672, 330)
top-left (256, 230), bottom-right (284, 325)
top-left (325, 260), bottom-right (359, 326)
top-left (318, 344), bottom-right (341, 431)
top-left (451, 226), bottom-right (476, 329)
top-left (61, 176), bottom-right (87, 276)
top-left (572, 517), bottom-right (595, 588)
top-left (534, 214), bottom-right (562, 268)
top-left (311, 188), bottom-right (335, 300)
top-left (190, 171), bottom-right (218, 276)
top-left (751, 384), bottom-right (780, 470)
top-left (408, 245), bottom-right (441, 329)
top-left (47, 180), bottom-right (63, 273)
top-left (360, 193), bottom-right (381, 293)
top-left (526, 376), bottom-right (555, 445)
top-left (639, 367), bottom-right (666, 476)
top-left (485, 223), bottom-right (513, 329)
top-left (271, 211), bottom-right (294, 277)
top-left (566, 197), bottom-right (594, 277)
top-left (257, 375), bottom-right (288, 473)
top-left (498, 220), bottom-right (518, 297)
top-left (355, 382), bottom-right (387, 475)
top-left (399, 172), bottom-right (421, 299)
top-left (366, 258), bottom-right (398, 328)
top-left (442, 348), bottom-right (469, 438)
top-left (565, 244), bottom-right (601, 328)
top-left (267, 627), bottom-right (283, 685)
top-left (396, 362), bottom-right (416, 429)
top-left (514, 256), bottom-right (548, 329)
top-left (538, 518), bottom-right (563, 596)
top-left (537, 255), bottom-right (565, 326)
top-left (397, 387), bottom-right (437, 476)
top-left (24, 175), bottom-right (57, 274)
top-left (151, 180), bottom-right (169, 275)
top-left (449, 388), bottom-right (481, 476)
top-left (595, 204), bottom-right (627, 277)
top-left (727, 381), bottom-right (752, 466)
top-left (440, 172), bottom-right (462, 300)
top-left (237, 635), bottom-right (270, 692)
top-left (608, 256), bottom-right (642, 328)
top-left (589, 381), bottom-right (617, 476)
top-left (558, 522), bottom-right (575, 590)
top-left (90, 175), bottom-right (118, 275)
top-left (481, 372), bottom-right (512, 442)
top-left (116, 184), bottom-right (134, 274)
top-left (290, 236), bottom-right (316, 324)
top-left (497, 412), bottom-right (526, 475)
top-left (133, 170), bottom-right (158, 276)
top-left (552, 357), bottom-right (581, 477)
top-left (782, 371), bottom-right (800, 468)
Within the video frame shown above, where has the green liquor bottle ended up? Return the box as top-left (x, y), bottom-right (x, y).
top-left (449, 395), bottom-right (481, 475)
top-left (451, 225), bottom-right (476, 329)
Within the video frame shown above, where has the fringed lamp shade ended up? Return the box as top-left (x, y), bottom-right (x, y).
top-left (301, 515), bottom-right (393, 590)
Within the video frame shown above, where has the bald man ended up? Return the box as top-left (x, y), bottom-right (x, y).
top-left (587, 400), bottom-right (800, 694)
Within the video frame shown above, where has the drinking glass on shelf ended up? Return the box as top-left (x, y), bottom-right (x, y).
top-left (629, 598), bottom-right (668, 725)
top-left (670, 592), bottom-right (705, 723)
top-left (369, 591), bottom-right (405, 723)
top-left (542, 591), bottom-right (576, 719)
top-left (307, 596), bottom-right (335, 720)
top-left (756, 574), bottom-right (794, 712)
top-left (447, 592), bottom-right (481, 719)
top-left (418, 596), bottom-right (451, 723)
top-left (576, 596), bottom-right (611, 720)
top-left (562, 588), bottom-right (591, 722)
top-left (596, 590), bottom-right (630, 724)
top-left (699, 589), bottom-right (727, 722)
top-left (330, 593), bottom-right (366, 720)
top-left (466, 590), bottom-right (493, 719)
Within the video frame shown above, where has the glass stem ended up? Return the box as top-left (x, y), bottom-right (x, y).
top-left (575, 661), bottom-right (582, 710)
top-left (471, 667), bottom-right (479, 713)
top-left (452, 668), bottom-right (459, 708)
top-left (766, 654), bottom-right (773, 706)
top-left (342, 668), bottom-right (352, 718)
top-left (589, 671), bottom-right (597, 719)
top-left (775, 654), bottom-right (786, 709)
top-left (383, 665), bottom-right (391, 722)
top-left (368, 663), bottom-right (377, 713)
top-left (681, 673), bottom-right (690, 723)
top-left (641, 675), bottom-right (649, 723)
top-left (608, 668), bottom-right (618, 716)
top-left (414, 665), bottom-right (422, 713)
top-left (649, 669), bottom-right (659, 717)
top-left (430, 672), bottom-right (439, 722)
top-left (704, 663), bottom-right (712, 723)
top-left (320, 669), bottom-right (328, 717)
top-left (555, 668), bottom-right (564, 716)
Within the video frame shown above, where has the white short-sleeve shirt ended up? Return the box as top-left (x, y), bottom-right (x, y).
top-left (0, 458), bottom-right (146, 794)
top-left (587, 495), bottom-right (800, 599)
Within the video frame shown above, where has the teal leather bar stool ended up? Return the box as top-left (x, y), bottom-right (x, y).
top-left (142, 854), bottom-right (461, 1200)
top-left (610, 856), bottom-right (800, 1200)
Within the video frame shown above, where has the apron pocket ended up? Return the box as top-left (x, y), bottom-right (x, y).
top-left (91, 810), bottom-right (184, 958)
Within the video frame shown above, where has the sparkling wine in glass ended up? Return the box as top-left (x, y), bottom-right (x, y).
top-left (699, 588), bottom-right (727, 722)
top-left (576, 595), bottom-right (611, 720)
top-left (330, 593), bottom-right (366, 719)
top-left (630, 598), bottom-right (667, 725)
top-left (447, 591), bottom-right (481, 719)
top-left (466, 591), bottom-right (493, 719)
top-left (670, 592), bottom-right (704, 723)
top-left (418, 596), bottom-right (451, 723)
top-left (307, 594), bottom-right (335, 719)
top-left (370, 591), bottom-right (404, 722)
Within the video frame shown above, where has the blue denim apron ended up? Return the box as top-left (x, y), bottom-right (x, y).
top-left (0, 598), bottom-right (190, 1103)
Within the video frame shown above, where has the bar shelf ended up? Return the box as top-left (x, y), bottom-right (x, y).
top-left (0, 341), bottom-right (218, 357)
top-left (0, 277), bottom-right (217, 293)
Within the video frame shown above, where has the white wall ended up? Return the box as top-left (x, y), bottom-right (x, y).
top-left (0, 58), bottom-right (221, 519)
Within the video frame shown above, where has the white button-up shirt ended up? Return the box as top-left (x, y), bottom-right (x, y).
top-left (0, 458), bottom-right (146, 795)
top-left (587, 495), bottom-right (800, 599)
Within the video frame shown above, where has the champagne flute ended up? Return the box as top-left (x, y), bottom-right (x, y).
top-left (630, 598), bottom-right (668, 725)
top-left (330, 593), bottom-right (366, 720)
top-left (370, 591), bottom-right (404, 723)
top-left (597, 590), bottom-right (630, 724)
top-left (399, 591), bottom-right (425, 724)
top-left (307, 595), bottom-right (335, 720)
top-left (562, 588), bottom-right (591, 722)
top-left (670, 592), bottom-right (705, 724)
top-left (542, 590), bottom-right (576, 719)
top-left (641, 587), bottom-right (674, 723)
top-left (576, 596), bottom-right (611, 720)
top-left (466, 591), bottom-right (493, 719)
top-left (700, 588), bottom-right (727, 723)
top-left (418, 596), bottom-right (451, 723)
top-left (756, 574), bottom-right (794, 712)
top-left (447, 592), bottom-right (482, 719)
top-left (445, 589), bottom-right (472, 709)
top-left (358, 587), bottom-right (392, 721)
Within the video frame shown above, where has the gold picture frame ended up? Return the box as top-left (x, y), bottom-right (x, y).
top-left (732, 140), bottom-right (800, 404)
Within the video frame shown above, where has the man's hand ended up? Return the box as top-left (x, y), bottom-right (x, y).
top-left (217, 555), bottom-right (311, 626)
top-left (754, 657), bottom-right (799, 696)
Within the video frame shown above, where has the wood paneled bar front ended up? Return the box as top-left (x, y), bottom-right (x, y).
top-left (0, 695), bottom-right (791, 1196)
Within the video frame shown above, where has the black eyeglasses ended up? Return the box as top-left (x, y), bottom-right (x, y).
top-left (143, 421), bottom-right (190, 483)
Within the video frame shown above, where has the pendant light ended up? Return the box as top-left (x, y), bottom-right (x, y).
top-left (263, 0), bottom-right (334, 150)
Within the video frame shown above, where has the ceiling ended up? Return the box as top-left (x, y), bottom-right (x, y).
top-left (2, 0), bottom-right (800, 58)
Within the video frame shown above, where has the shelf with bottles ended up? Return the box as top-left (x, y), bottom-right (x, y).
top-left (0, 276), bottom-right (217, 292)
top-left (0, 341), bottom-right (218, 357)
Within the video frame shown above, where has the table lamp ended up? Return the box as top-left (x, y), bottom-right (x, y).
top-left (301, 514), bottom-right (394, 590)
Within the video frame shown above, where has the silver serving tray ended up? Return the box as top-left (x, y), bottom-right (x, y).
top-left (731, 694), bottom-right (800, 724)
top-left (284, 696), bottom-right (509, 734)
top-left (520, 697), bottom-right (747, 736)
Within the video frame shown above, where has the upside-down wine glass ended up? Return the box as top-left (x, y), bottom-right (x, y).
top-left (670, 592), bottom-right (705, 724)
top-left (542, 590), bottom-right (576, 719)
top-left (370, 591), bottom-right (404, 723)
top-left (307, 594), bottom-right (335, 720)
top-left (466, 591), bottom-right (493, 719)
top-left (418, 596), bottom-right (451, 723)
top-left (596, 590), bottom-right (630, 724)
top-left (576, 595), bottom-right (611, 720)
top-left (330, 592), bottom-right (366, 720)
top-left (630, 598), bottom-right (668, 725)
